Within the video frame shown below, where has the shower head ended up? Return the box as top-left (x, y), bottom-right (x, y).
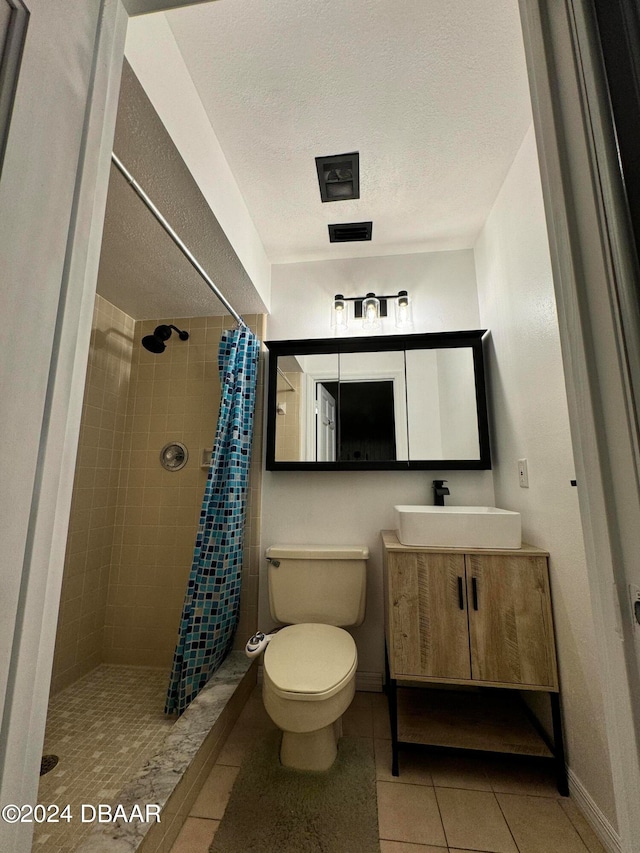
top-left (141, 324), bottom-right (189, 354)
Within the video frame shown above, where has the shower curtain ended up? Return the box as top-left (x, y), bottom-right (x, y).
top-left (166, 326), bottom-right (260, 715)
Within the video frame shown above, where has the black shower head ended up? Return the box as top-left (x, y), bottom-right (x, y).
top-left (141, 324), bottom-right (189, 354)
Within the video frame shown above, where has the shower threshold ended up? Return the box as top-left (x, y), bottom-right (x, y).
top-left (74, 653), bottom-right (255, 853)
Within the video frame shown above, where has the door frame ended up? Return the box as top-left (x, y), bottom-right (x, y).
top-left (0, 2), bottom-right (216, 851)
top-left (520, 1), bottom-right (640, 848)
top-left (2, 1), bottom-right (640, 851)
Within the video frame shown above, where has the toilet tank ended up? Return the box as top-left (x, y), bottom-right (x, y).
top-left (266, 545), bottom-right (368, 627)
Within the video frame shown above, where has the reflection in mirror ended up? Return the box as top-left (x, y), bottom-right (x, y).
top-left (274, 354), bottom-right (339, 462)
top-left (406, 348), bottom-right (480, 460)
top-left (338, 351), bottom-right (408, 461)
top-left (266, 331), bottom-right (490, 470)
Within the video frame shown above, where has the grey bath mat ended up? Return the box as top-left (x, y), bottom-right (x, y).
top-left (210, 732), bottom-right (380, 853)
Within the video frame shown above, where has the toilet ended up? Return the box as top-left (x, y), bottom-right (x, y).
top-left (261, 544), bottom-right (368, 772)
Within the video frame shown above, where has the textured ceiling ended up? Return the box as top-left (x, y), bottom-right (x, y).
top-left (97, 62), bottom-right (267, 320)
top-left (100, 3), bottom-right (533, 319)
top-left (165, 0), bottom-right (532, 264)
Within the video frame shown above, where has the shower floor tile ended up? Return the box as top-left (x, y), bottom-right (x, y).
top-left (33, 665), bottom-right (175, 852)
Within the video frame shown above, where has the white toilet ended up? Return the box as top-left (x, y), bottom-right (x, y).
top-left (261, 544), bottom-right (368, 772)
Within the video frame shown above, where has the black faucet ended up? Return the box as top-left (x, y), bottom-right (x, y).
top-left (433, 479), bottom-right (450, 506)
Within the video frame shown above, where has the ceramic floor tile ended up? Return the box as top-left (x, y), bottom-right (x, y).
top-left (436, 787), bottom-right (517, 853)
top-left (380, 842), bottom-right (447, 853)
top-left (217, 718), bottom-right (264, 766)
top-left (377, 781), bottom-right (446, 847)
top-left (559, 799), bottom-right (608, 853)
top-left (496, 792), bottom-right (590, 853)
top-left (33, 665), bottom-right (176, 852)
top-left (486, 755), bottom-right (560, 797)
top-left (372, 693), bottom-right (392, 739)
top-left (169, 817), bottom-right (219, 853)
top-left (342, 701), bottom-right (374, 737)
top-left (351, 690), bottom-right (374, 711)
top-left (375, 738), bottom-right (433, 785)
top-left (189, 764), bottom-right (240, 820)
top-left (235, 686), bottom-right (275, 730)
top-left (428, 751), bottom-right (493, 790)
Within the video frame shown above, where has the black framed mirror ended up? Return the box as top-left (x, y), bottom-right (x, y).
top-left (265, 331), bottom-right (491, 471)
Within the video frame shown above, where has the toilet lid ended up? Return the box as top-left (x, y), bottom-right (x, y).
top-left (264, 624), bottom-right (357, 700)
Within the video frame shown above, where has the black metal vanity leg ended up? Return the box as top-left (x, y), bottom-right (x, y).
top-left (550, 692), bottom-right (569, 796)
top-left (384, 643), bottom-right (399, 776)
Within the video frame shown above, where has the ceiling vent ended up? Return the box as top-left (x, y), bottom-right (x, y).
top-left (315, 152), bottom-right (360, 202)
top-left (328, 221), bottom-right (373, 243)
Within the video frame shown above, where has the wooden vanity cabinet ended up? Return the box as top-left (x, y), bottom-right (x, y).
top-left (388, 550), bottom-right (471, 681)
top-left (381, 530), bottom-right (567, 795)
top-left (467, 552), bottom-right (557, 688)
top-left (382, 531), bottom-right (558, 690)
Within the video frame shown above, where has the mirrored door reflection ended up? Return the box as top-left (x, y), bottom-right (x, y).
top-left (405, 347), bottom-right (480, 460)
top-left (274, 353), bottom-right (340, 462)
top-left (338, 351), bottom-right (408, 462)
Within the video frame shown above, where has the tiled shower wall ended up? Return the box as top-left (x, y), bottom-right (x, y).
top-left (274, 370), bottom-right (303, 461)
top-left (51, 298), bottom-right (265, 692)
top-left (104, 313), bottom-right (265, 667)
top-left (51, 295), bottom-right (135, 694)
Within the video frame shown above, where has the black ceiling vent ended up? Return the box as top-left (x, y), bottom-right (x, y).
top-left (328, 221), bottom-right (372, 243)
top-left (316, 152), bottom-right (360, 202)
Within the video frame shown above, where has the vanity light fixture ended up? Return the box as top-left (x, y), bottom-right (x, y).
top-left (394, 290), bottom-right (414, 330)
top-left (331, 291), bottom-right (412, 333)
top-left (331, 294), bottom-right (348, 332)
top-left (361, 293), bottom-right (381, 331)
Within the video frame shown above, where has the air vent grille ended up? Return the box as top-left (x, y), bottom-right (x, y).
top-left (316, 152), bottom-right (360, 202)
top-left (328, 222), bottom-right (373, 243)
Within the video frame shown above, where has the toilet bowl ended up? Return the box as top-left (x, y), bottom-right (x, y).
top-left (260, 545), bottom-right (368, 771)
top-left (262, 623), bottom-right (357, 771)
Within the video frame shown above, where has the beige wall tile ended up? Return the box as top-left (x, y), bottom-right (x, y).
top-left (51, 295), bottom-right (134, 692)
top-left (54, 303), bottom-right (265, 684)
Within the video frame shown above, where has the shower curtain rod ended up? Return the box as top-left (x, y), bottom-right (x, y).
top-left (110, 152), bottom-right (246, 328)
top-left (276, 367), bottom-right (296, 392)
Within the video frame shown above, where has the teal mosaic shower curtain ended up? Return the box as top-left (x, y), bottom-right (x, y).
top-left (166, 326), bottom-right (260, 715)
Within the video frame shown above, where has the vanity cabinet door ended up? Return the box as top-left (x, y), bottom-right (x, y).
top-left (388, 552), bottom-right (471, 680)
top-left (466, 554), bottom-right (558, 689)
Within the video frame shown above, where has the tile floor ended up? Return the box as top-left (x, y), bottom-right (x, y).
top-left (33, 665), bottom-right (175, 852)
top-left (170, 687), bottom-right (608, 853)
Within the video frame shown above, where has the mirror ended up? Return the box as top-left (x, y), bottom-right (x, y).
top-left (266, 331), bottom-right (490, 471)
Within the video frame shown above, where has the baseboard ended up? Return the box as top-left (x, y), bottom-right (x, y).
top-left (567, 767), bottom-right (622, 853)
top-left (355, 671), bottom-right (383, 692)
top-left (257, 666), bottom-right (383, 693)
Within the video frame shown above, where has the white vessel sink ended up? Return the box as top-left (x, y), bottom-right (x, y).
top-left (395, 505), bottom-right (522, 549)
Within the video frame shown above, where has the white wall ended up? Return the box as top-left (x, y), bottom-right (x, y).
top-left (261, 251), bottom-right (494, 677)
top-left (125, 13), bottom-right (271, 309)
top-left (474, 124), bottom-right (617, 826)
top-left (267, 250), bottom-right (482, 340)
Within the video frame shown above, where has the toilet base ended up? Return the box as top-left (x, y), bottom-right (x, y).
top-left (280, 718), bottom-right (343, 771)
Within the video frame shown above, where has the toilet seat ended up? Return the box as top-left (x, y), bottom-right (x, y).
top-left (264, 623), bottom-right (357, 701)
